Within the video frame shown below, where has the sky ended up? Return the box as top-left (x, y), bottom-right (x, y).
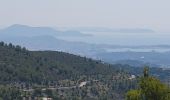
top-left (0, 0), bottom-right (170, 32)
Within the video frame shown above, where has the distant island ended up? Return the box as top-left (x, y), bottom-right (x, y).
top-left (60, 27), bottom-right (155, 33)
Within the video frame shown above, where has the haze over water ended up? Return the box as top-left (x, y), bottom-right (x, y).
top-left (57, 32), bottom-right (170, 46)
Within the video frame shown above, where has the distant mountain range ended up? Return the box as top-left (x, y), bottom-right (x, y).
top-left (0, 24), bottom-right (99, 55)
top-left (0, 24), bottom-right (91, 37)
top-left (1, 24), bottom-right (170, 68)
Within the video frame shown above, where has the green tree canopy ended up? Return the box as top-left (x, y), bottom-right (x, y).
top-left (126, 67), bottom-right (170, 100)
top-left (126, 90), bottom-right (141, 100)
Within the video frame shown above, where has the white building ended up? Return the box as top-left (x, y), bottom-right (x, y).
top-left (128, 75), bottom-right (136, 80)
top-left (42, 97), bottom-right (52, 100)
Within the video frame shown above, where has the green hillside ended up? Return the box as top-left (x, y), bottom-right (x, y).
top-left (0, 41), bottom-right (121, 84)
top-left (0, 42), bottom-right (134, 100)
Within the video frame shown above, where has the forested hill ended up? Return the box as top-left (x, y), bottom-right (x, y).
top-left (0, 41), bottom-right (122, 84)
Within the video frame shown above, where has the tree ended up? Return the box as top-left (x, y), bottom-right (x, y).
top-left (0, 85), bottom-right (22, 100)
top-left (126, 67), bottom-right (170, 100)
top-left (143, 66), bottom-right (149, 78)
top-left (0, 41), bottom-right (4, 46)
top-left (126, 90), bottom-right (141, 100)
top-left (15, 45), bottom-right (22, 52)
top-left (33, 88), bottom-right (42, 97)
top-left (8, 43), bottom-right (13, 48)
top-left (44, 89), bottom-right (53, 97)
top-left (140, 77), bottom-right (169, 100)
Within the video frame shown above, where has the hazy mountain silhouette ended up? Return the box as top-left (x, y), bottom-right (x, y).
top-left (0, 24), bottom-right (90, 37)
top-left (0, 24), bottom-right (170, 68)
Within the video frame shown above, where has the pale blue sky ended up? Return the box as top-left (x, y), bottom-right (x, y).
top-left (0, 0), bottom-right (170, 32)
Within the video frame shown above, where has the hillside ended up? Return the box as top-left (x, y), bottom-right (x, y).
top-left (2, 41), bottom-right (169, 100)
top-left (0, 41), bottom-right (121, 84)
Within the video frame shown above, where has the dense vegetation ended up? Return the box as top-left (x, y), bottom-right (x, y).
top-left (1, 42), bottom-right (169, 100)
top-left (0, 42), bottom-right (135, 100)
top-left (126, 67), bottom-right (170, 100)
top-left (0, 41), bottom-right (118, 84)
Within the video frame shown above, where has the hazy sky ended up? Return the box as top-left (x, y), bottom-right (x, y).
top-left (0, 0), bottom-right (170, 32)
